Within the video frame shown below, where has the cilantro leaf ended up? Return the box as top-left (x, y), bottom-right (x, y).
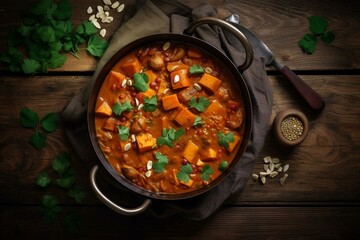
top-left (218, 160), bottom-right (228, 172)
top-left (0, 47), bottom-right (23, 72)
top-left (20, 107), bottom-right (39, 128)
top-left (176, 163), bottom-right (193, 183)
top-left (22, 58), bottom-right (41, 74)
top-left (112, 101), bottom-right (133, 116)
top-left (63, 211), bottom-right (82, 233)
top-left (153, 152), bottom-right (168, 173)
top-left (309, 16), bottom-right (328, 35)
top-left (321, 30), bottom-right (335, 44)
top-left (52, 152), bottom-right (71, 176)
top-left (201, 164), bottom-right (214, 181)
top-left (56, 170), bottom-right (76, 189)
top-left (217, 131), bottom-right (235, 149)
top-left (189, 64), bottom-right (204, 75)
top-left (117, 126), bottom-right (130, 141)
top-left (86, 34), bottom-right (108, 58)
top-left (30, 131), bottom-right (46, 149)
top-left (298, 34), bottom-right (317, 54)
top-left (188, 96), bottom-right (210, 112)
top-left (192, 116), bottom-right (204, 127)
top-left (41, 194), bottom-right (61, 223)
top-left (133, 73), bottom-right (149, 92)
top-left (53, 0), bottom-right (71, 20)
top-left (68, 186), bottom-right (85, 204)
top-left (36, 172), bottom-right (52, 187)
top-left (156, 128), bottom-right (184, 148)
top-left (41, 112), bottom-right (59, 132)
top-left (143, 96), bottom-right (157, 112)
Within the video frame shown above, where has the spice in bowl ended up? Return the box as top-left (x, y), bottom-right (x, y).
top-left (273, 109), bottom-right (309, 146)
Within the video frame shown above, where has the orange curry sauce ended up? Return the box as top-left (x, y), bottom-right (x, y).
top-left (95, 41), bottom-right (245, 194)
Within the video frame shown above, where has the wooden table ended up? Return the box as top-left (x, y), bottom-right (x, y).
top-left (1, 0), bottom-right (359, 239)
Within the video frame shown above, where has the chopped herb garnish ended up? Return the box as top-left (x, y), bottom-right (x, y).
top-left (20, 107), bottom-right (39, 128)
top-left (52, 152), bottom-right (71, 176)
top-left (143, 96), bottom-right (157, 112)
top-left (201, 164), bottom-right (214, 181)
top-left (192, 116), bottom-right (204, 127)
top-left (36, 172), bottom-right (52, 187)
top-left (112, 101), bottom-right (133, 116)
top-left (67, 186), bottom-right (86, 204)
top-left (176, 163), bottom-right (193, 183)
top-left (153, 152), bottom-right (169, 173)
top-left (217, 131), bottom-right (235, 148)
top-left (41, 112), bottom-right (59, 132)
top-left (189, 64), bottom-right (204, 74)
top-left (41, 194), bottom-right (61, 223)
top-left (188, 96), bottom-right (210, 112)
top-left (133, 72), bottom-right (149, 92)
top-left (218, 160), bottom-right (229, 172)
top-left (156, 127), bottom-right (185, 148)
top-left (29, 130), bottom-right (47, 150)
top-left (117, 126), bottom-right (130, 141)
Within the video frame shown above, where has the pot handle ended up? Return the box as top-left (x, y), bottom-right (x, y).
top-left (89, 165), bottom-right (151, 216)
top-left (184, 17), bottom-right (253, 72)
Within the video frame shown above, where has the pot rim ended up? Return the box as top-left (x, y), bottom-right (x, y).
top-left (87, 33), bottom-right (253, 200)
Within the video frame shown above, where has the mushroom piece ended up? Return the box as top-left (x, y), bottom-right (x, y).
top-left (150, 54), bottom-right (165, 70)
top-left (130, 116), bottom-right (147, 133)
top-left (227, 109), bottom-right (244, 130)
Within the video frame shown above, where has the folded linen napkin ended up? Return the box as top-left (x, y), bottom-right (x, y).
top-left (61, 0), bottom-right (272, 220)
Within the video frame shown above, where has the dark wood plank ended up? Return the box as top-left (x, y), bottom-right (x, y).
top-left (1, 75), bottom-right (359, 205)
top-left (0, 0), bottom-right (359, 72)
top-left (0, 205), bottom-right (359, 239)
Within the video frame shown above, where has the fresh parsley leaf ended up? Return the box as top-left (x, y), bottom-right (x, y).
top-left (41, 112), bottom-right (58, 132)
top-left (218, 160), bottom-right (228, 172)
top-left (321, 30), bottom-right (335, 44)
top-left (309, 16), bottom-right (328, 35)
top-left (133, 73), bottom-right (149, 92)
top-left (217, 131), bottom-right (235, 149)
top-left (176, 163), bottom-right (193, 183)
top-left (30, 131), bottom-right (46, 149)
top-left (20, 107), bottom-right (39, 128)
top-left (153, 152), bottom-right (168, 173)
top-left (298, 34), bottom-right (317, 54)
top-left (156, 128), bottom-right (184, 148)
top-left (189, 64), bottom-right (204, 74)
top-left (56, 170), bottom-right (76, 189)
top-left (0, 47), bottom-right (23, 72)
top-left (188, 96), bottom-right (210, 112)
top-left (68, 186), bottom-right (85, 204)
top-left (53, 0), bottom-right (71, 20)
top-left (41, 194), bottom-right (61, 223)
top-left (192, 116), bottom-right (204, 127)
top-left (33, 25), bottom-right (56, 43)
top-left (86, 34), bottom-right (108, 58)
top-left (36, 172), bottom-right (52, 187)
top-left (143, 96), bottom-right (157, 112)
top-left (117, 126), bottom-right (130, 141)
top-left (22, 58), bottom-right (41, 74)
top-left (201, 164), bottom-right (214, 181)
top-left (112, 101), bottom-right (133, 116)
top-left (52, 152), bottom-right (71, 176)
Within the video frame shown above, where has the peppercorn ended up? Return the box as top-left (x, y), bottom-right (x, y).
top-left (280, 116), bottom-right (304, 141)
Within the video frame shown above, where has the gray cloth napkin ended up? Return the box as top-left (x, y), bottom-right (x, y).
top-left (61, 0), bottom-right (272, 220)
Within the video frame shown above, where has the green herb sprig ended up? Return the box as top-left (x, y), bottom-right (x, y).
top-left (298, 16), bottom-right (335, 54)
top-left (156, 127), bottom-right (185, 148)
top-left (0, 0), bottom-right (108, 74)
top-left (176, 163), bottom-right (193, 183)
top-left (188, 96), bottom-right (210, 112)
top-left (20, 107), bottom-right (58, 149)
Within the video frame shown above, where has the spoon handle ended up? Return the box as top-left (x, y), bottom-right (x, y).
top-left (280, 65), bottom-right (325, 113)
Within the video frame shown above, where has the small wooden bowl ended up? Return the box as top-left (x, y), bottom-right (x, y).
top-left (273, 109), bottom-right (309, 146)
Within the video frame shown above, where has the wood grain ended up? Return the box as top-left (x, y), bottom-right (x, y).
top-left (0, 206), bottom-right (359, 239)
top-left (0, 0), bottom-right (359, 72)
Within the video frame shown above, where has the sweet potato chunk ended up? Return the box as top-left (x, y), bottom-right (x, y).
top-left (201, 148), bottom-right (217, 162)
top-left (121, 59), bottom-right (142, 77)
top-left (102, 117), bottom-right (118, 131)
top-left (177, 86), bottom-right (198, 103)
top-left (170, 69), bottom-right (190, 90)
top-left (180, 178), bottom-right (193, 187)
top-left (204, 100), bottom-right (227, 117)
top-left (174, 108), bottom-right (197, 127)
top-left (182, 140), bottom-right (199, 163)
top-left (96, 101), bottom-right (112, 117)
top-left (162, 94), bottom-right (180, 110)
top-left (227, 134), bottom-right (241, 152)
top-left (142, 88), bottom-right (156, 99)
top-left (107, 71), bottom-right (126, 87)
top-left (198, 73), bottom-right (222, 94)
top-left (167, 61), bottom-right (189, 72)
top-left (136, 133), bottom-right (156, 153)
top-left (144, 69), bottom-right (157, 83)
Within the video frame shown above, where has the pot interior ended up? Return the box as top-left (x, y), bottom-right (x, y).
top-left (88, 33), bottom-right (253, 200)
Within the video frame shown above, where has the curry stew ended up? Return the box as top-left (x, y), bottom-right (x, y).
top-left (94, 41), bottom-right (246, 194)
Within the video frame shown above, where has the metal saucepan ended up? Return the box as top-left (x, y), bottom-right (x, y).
top-left (87, 17), bottom-right (253, 215)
